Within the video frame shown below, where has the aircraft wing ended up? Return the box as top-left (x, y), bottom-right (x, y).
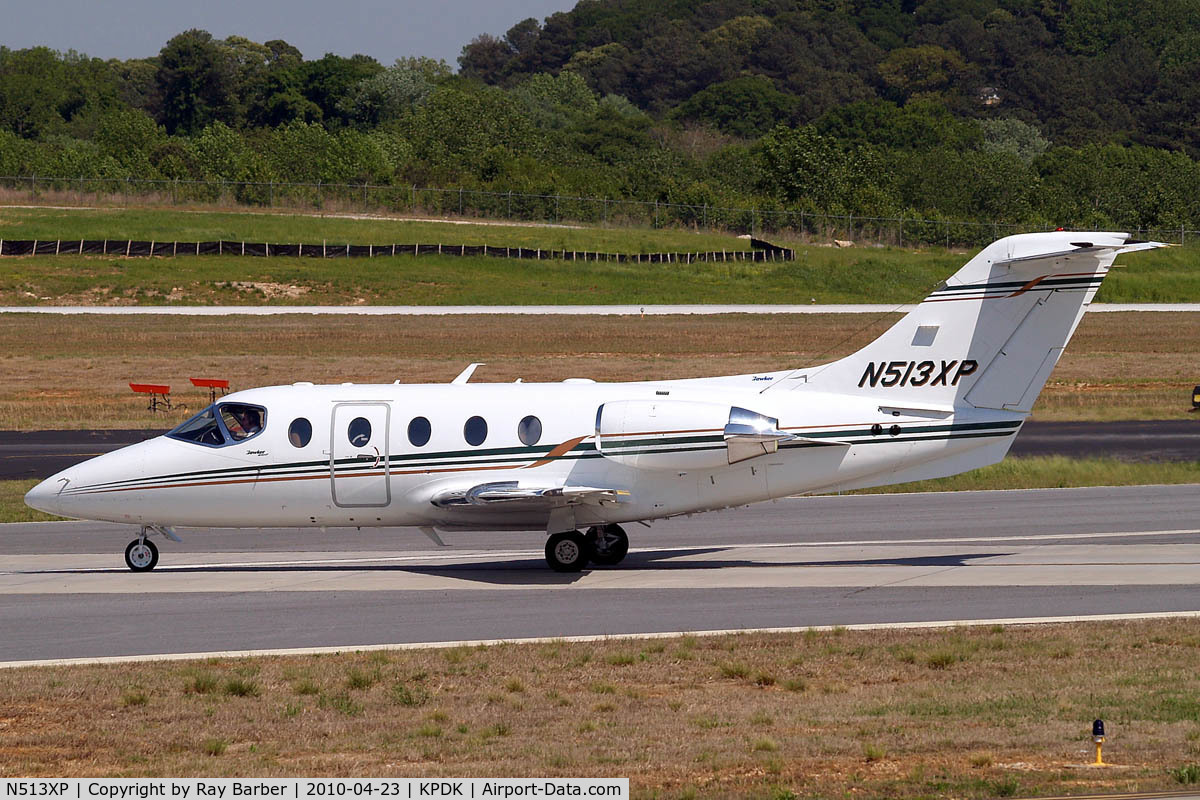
top-left (431, 481), bottom-right (632, 509)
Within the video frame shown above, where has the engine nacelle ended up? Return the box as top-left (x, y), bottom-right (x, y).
top-left (596, 399), bottom-right (792, 470)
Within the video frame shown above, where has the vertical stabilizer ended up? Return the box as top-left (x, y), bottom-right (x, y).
top-left (781, 232), bottom-right (1163, 411)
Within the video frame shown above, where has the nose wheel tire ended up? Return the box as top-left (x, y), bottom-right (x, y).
top-left (125, 538), bottom-right (159, 572)
top-left (586, 524), bottom-right (629, 567)
top-left (545, 531), bottom-right (591, 572)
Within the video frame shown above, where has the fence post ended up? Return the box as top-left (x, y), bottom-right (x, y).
top-left (899, 216), bottom-right (903, 249)
top-left (30, 173), bottom-right (35, 198)
top-left (603, 198), bottom-right (608, 225)
top-left (554, 195), bottom-right (559, 223)
top-left (459, 188), bottom-right (463, 216)
top-left (507, 190), bottom-right (512, 219)
top-left (654, 201), bottom-right (659, 228)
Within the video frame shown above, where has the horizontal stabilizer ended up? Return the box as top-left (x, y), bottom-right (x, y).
top-left (993, 240), bottom-right (1165, 268)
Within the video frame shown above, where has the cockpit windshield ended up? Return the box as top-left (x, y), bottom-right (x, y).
top-left (168, 403), bottom-right (266, 447)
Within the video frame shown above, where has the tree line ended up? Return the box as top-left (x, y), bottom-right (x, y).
top-left (2, 0), bottom-right (1200, 233)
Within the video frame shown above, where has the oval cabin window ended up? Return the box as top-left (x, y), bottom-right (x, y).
top-left (464, 416), bottom-right (488, 446)
top-left (288, 417), bottom-right (312, 448)
top-left (347, 417), bottom-right (372, 447)
top-left (408, 416), bottom-right (431, 447)
top-left (517, 415), bottom-right (542, 446)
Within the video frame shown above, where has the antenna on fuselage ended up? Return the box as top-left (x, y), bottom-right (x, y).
top-left (451, 363), bottom-right (486, 384)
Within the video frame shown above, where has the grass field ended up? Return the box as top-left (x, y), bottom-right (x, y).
top-left (1, 206), bottom-right (1197, 305)
top-left (5, 456), bottom-right (1199, 523)
top-left (0, 311), bottom-right (1194, 430)
top-left (3, 619), bottom-right (1200, 798)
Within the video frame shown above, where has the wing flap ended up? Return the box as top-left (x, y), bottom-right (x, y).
top-left (431, 481), bottom-right (632, 509)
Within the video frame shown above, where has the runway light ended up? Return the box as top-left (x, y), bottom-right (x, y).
top-left (1092, 719), bottom-right (1106, 766)
top-left (1191, 385), bottom-right (1199, 411)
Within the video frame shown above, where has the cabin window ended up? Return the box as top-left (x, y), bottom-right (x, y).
top-left (348, 417), bottom-right (372, 446)
top-left (464, 416), bottom-right (488, 446)
top-left (288, 418), bottom-right (312, 448)
top-left (408, 416), bottom-right (431, 447)
top-left (518, 415), bottom-right (542, 446)
top-left (168, 406), bottom-right (226, 447)
top-left (221, 403), bottom-right (265, 441)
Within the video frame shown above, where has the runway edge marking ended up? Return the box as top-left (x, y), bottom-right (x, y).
top-left (5, 610), bottom-right (1200, 670)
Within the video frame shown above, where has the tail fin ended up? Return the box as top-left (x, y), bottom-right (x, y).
top-left (786, 232), bottom-right (1163, 412)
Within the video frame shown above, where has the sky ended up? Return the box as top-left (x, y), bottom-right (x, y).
top-left (1, 0), bottom-right (578, 68)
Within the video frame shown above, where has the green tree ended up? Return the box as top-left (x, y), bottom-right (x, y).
top-left (877, 45), bottom-right (969, 97)
top-left (0, 47), bottom-right (69, 138)
top-left (458, 34), bottom-right (513, 84)
top-left (299, 53), bottom-right (382, 127)
top-left (758, 124), bottom-right (893, 213)
top-left (339, 58), bottom-right (449, 127)
top-left (188, 121), bottom-right (255, 181)
top-left (155, 30), bottom-right (237, 134)
top-left (672, 75), bottom-right (797, 138)
top-left (93, 109), bottom-right (165, 174)
top-left (511, 71), bottom-right (597, 129)
top-left (980, 118), bottom-right (1050, 164)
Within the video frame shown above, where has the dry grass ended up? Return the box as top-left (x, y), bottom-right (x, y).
top-left (0, 311), bottom-right (1194, 429)
top-left (3, 620), bottom-right (1200, 797)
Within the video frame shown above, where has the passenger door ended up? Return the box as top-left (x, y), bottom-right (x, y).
top-left (330, 402), bottom-right (391, 507)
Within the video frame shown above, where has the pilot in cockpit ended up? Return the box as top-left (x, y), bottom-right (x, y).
top-left (227, 406), bottom-right (263, 440)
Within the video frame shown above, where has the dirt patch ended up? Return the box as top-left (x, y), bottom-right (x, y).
top-left (223, 281), bottom-right (311, 300)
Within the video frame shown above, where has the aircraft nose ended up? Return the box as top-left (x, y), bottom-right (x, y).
top-left (24, 476), bottom-right (63, 516)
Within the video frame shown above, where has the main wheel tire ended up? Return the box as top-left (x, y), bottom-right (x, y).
top-left (124, 538), bottom-right (159, 572)
top-left (545, 531), bottom-right (591, 572)
top-left (587, 524), bottom-right (629, 567)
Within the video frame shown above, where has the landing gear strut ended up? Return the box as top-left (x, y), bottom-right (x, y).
top-left (123, 525), bottom-right (178, 571)
top-left (586, 524), bottom-right (629, 567)
top-left (545, 530), bottom-right (591, 572)
top-left (124, 530), bottom-right (159, 572)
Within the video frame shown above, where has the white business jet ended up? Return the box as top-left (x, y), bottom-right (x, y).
top-left (25, 231), bottom-right (1162, 572)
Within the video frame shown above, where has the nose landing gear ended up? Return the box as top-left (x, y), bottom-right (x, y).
top-left (123, 525), bottom-right (180, 571)
top-left (124, 536), bottom-right (159, 572)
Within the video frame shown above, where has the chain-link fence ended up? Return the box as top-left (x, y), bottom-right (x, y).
top-left (2, 175), bottom-right (1196, 248)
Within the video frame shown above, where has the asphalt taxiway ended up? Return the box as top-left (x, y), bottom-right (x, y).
top-left (1, 484), bottom-right (1197, 664)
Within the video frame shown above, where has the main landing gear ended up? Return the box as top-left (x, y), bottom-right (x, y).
top-left (544, 524), bottom-right (629, 572)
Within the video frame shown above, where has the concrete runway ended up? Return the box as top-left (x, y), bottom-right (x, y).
top-left (1, 484), bottom-right (1198, 664)
top-left (4, 419), bottom-right (1197, 481)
